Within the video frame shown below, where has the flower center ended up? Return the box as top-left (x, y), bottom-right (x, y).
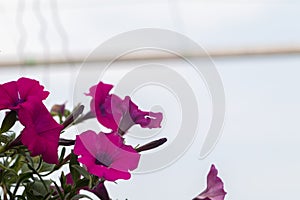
top-left (95, 153), bottom-right (113, 167)
top-left (14, 92), bottom-right (25, 106)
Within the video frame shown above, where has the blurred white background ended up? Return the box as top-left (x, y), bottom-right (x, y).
top-left (1, 0), bottom-right (300, 199)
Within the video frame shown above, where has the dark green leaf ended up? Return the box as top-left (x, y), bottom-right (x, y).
top-left (74, 178), bottom-right (89, 189)
top-left (28, 180), bottom-right (52, 197)
top-left (11, 155), bottom-right (26, 172)
top-left (51, 180), bottom-right (64, 200)
top-left (59, 147), bottom-right (66, 163)
top-left (0, 111), bottom-right (17, 134)
top-left (59, 171), bottom-right (67, 190)
top-left (38, 162), bottom-right (56, 173)
top-left (0, 134), bottom-right (10, 143)
top-left (69, 152), bottom-right (80, 183)
top-left (71, 165), bottom-right (90, 180)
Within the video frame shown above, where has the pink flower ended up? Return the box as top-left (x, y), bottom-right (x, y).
top-left (85, 82), bottom-right (123, 131)
top-left (193, 165), bottom-right (227, 200)
top-left (74, 130), bottom-right (140, 181)
top-left (0, 78), bottom-right (61, 164)
top-left (18, 99), bottom-right (63, 164)
top-left (0, 77), bottom-right (49, 110)
top-left (86, 82), bottom-right (163, 133)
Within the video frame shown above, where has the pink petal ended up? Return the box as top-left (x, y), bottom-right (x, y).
top-left (17, 77), bottom-right (49, 101)
top-left (118, 96), bottom-right (163, 132)
top-left (0, 81), bottom-right (18, 110)
top-left (19, 100), bottom-right (62, 164)
top-left (74, 130), bottom-right (98, 157)
top-left (194, 165), bottom-right (227, 200)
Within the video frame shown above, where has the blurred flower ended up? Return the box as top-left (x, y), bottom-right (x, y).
top-left (74, 130), bottom-right (140, 181)
top-left (0, 77), bottom-right (49, 111)
top-left (193, 165), bottom-right (227, 200)
top-left (18, 99), bottom-right (63, 164)
top-left (88, 182), bottom-right (110, 200)
top-left (51, 103), bottom-right (66, 116)
top-left (66, 173), bottom-right (74, 185)
top-left (86, 82), bottom-right (163, 134)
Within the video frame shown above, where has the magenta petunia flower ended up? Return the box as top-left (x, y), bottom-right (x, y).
top-left (117, 96), bottom-right (163, 134)
top-left (86, 82), bottom-right (163, 133)
top-left (85, 82), bottom-right (123, 131)
top-left (18, 99), bottom-right (63, 164)
top-left (0, 78), bottom-right (61, 164)
top-left (193, 165), bottom-right (227, 200)
top-left (0, 77), bottom-right (49, 111)
top-left (74, 130), bottom-right (140, 181)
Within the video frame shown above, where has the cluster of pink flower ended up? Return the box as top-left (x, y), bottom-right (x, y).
top-left (0, 77), bottom-right (227, 200)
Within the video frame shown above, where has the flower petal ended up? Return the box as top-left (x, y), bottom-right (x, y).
top-left (17, 77), bottom-right (49, 101)
top-left (19, 100), bottom-right (62, 164)
top-left (0, 81), bottom-right (18, 110)
top-left (193, 165), bottom-right (227, 200)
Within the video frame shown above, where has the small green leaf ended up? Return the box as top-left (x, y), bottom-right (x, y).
top-left (31, 180), bottom-right (52, 196)
top-left (74, 178), bottom-right (89, 189)
top-left (0, 111), bottom-right (17, 134)
top-left (11, 155), bottom-right (26, 172)
top-left (59, 147), bottom-right (66, 163)
top-left (0, 134), bottom-right (10, 143)
top-left (24, 180), bottom-right (51, 199)
top-left (60, 171), bottom-right (67, 190)
top-left (69, 152), bottom-right (80, 182)
top-left (64, 109), bottom-right (71, 118)
top-left (0, 163), bottom-right (17, 175)
top-left (71, 165), bottom-right (90, 180)
top-left (38, 162), bottom-right (56, 173)
top-left (51, 180), bottom-right (64, 200)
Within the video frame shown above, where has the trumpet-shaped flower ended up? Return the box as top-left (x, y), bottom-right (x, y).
top-left (0, 78), bottom-right (61, 164)
top-left (0, 77), bottom-right (49, 111)
top-left (86, 82), bottom-right (163, 133)
top-left (74, 130), bottom-right (140, 181)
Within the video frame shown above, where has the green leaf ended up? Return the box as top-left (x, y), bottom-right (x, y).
top-left (59, 171), bottom-right (67, 190)
top-left (0, 163), bottom-right (17, 175)
top-left (0, 111), bottom-right (17, 134)
top-left (13, 172), bottom-right (34, 196)
top-left (59, 147), bottom-right (66, 163)
top-left (64, 109), bottom-right (71, 118)
top-left (71, 165), bottom-right (90, 180)
top-left (11, 155), bottom-right (26, 172)
top-left (27, 180), bottom-right (52, 197)
top-left (0, 134), bottom-right (10, 143)
top-left (38, 162), bottom-right (56, 173)
top-left (74, 178), bottom-right (89, 189)
top-left (69, 152), bottom-right (80, 182)
top-left (51, 180), bottom-right (64, 200)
